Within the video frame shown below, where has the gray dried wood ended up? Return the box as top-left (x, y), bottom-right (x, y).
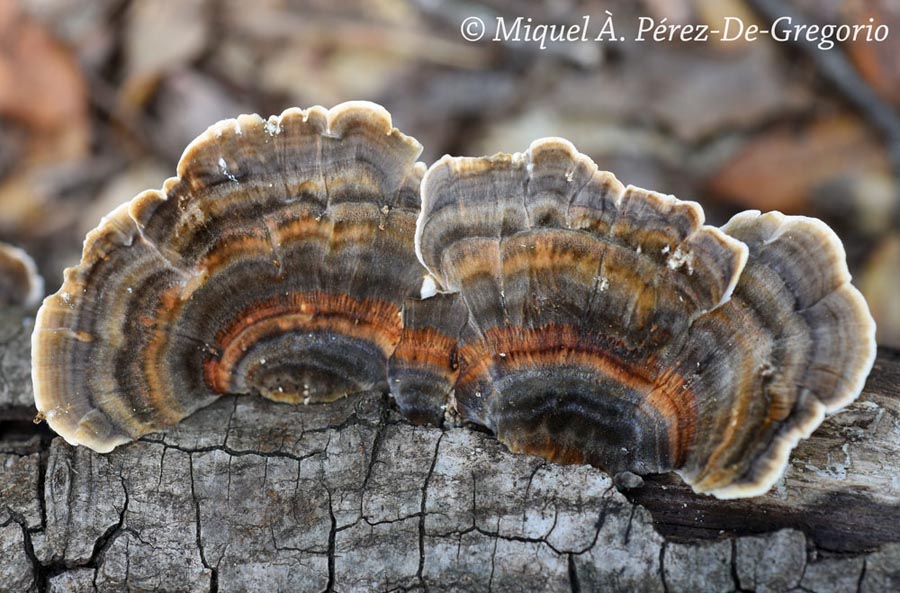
top-left (0, 307), bottom-right (898, 593)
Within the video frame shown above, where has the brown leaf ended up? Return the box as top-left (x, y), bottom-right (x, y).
top-left (0, 1), bottom-right (89, 161)
top-left (705, 114), bottom-right (891, 214)
top-left (860, 234), bottom-right (900, 349)
top-left (124, 0), bottom-right (210, 84)
top-left (844, 0), bottom-right (900, 108)
top-left (534, 42), bottom-right (811, 143)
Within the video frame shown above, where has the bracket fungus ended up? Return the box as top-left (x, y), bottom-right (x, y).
top-left (0, 241), bottom-right (43, 308)
top-left (32, 102), bottom-right (876, 499)
top-left (407, 141), bottom-right (876, 498)
top-left (33, 102), bottom-right (426, 452)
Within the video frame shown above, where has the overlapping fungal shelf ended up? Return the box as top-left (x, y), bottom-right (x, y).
top-left (32, 102), bottom-right (876, 498)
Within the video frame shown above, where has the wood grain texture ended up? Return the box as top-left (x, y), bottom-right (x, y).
top-left (1, 308), bottom-right (899, 592)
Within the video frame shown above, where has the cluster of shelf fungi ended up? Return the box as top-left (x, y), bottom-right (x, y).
top-left (0, 102), bottom-right (895, 591)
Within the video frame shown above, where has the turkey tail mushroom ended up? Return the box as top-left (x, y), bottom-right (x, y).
top-left (388, 292), bottom-right (469, 426)
top-left (0, 242), bottom-right (43, 308)
top-left (31, 108), bottom-right (876, 499)
top-left (676, 211), bottom-right (877, 498)
top-left (32, 102), bottom-right (427, 452)
top-left (412, 138), bottom-right (875, 498)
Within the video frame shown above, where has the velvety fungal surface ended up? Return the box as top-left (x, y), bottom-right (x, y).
top-left (32, 102), bottom-right (426, 452)
top-left (32, 104), bottom-right (876, 499)
top-left (0, 241), bottom-right (43, 307)
top-left (410, 138), bottom-right (876, 498)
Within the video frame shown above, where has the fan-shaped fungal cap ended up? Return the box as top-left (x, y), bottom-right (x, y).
top-left (32, 102), bottom-right (427, 452)
top-left (0, 242), bottom-right (43, 308)
top-left (32, 104), bottom-right (876, 499)
top-left (408, 138), bottom-right (876, 498)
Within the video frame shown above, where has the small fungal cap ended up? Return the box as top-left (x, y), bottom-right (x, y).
top-left (0, 242), bottom-right (43, 308)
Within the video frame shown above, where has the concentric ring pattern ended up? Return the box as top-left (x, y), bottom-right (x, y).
top-left (32, 103), bottom-right (876, 498)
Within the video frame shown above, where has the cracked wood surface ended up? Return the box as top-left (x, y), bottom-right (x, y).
top-left (1, 307), bottom-right (899, 592)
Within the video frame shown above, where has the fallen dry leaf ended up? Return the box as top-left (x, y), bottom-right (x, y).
top-left (860, 233), bottom-right (900, 349)
top-left (705, 114), bottom-right (891, 214)
top-left (844, 0), bottom-right (900, 108)
top-left (0, 1), bottom-right (92, 238)
top-left (123, 0), bottom-right (210, 88)
top-left (0, 0), bottom-right (89, 161)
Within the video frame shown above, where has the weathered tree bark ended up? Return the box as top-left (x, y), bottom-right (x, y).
top-left (1, 307), bottom-right (898, 593)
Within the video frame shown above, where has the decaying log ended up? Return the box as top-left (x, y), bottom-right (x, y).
top-left (1, 307), bottom-right (898, 592)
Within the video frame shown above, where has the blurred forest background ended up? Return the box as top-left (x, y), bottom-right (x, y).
top-left (1, 0), bottom-right (899, 347)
